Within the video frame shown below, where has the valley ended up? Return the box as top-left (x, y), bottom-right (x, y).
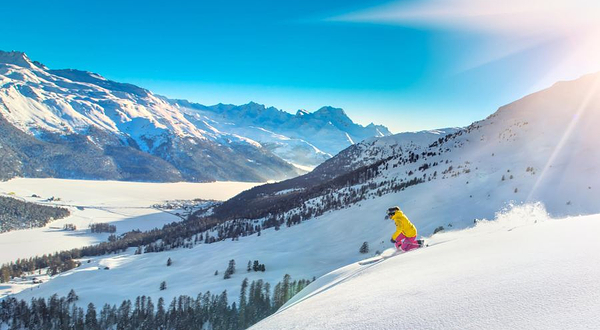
top-left (0, 178), bottom-right (258, 264)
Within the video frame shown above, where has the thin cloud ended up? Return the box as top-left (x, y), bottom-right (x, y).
top-left (331, 0), bottom-right (600, 37)
top-left (329, 0), bottom-right (600, 91)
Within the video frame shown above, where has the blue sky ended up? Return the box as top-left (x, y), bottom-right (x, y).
top-left (4, 0), bottom-right (599, 133)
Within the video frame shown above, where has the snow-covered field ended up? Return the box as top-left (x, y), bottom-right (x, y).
top-left (253, 205), bottom-right (600, 330)
top-left (0, 178), bottom-right (258, 264)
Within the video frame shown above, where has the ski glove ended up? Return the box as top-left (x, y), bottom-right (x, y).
top-left (390, 238), bottom-right (396, 244)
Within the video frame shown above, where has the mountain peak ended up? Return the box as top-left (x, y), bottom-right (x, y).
top-left (0, 50), bottom-right (47, 70)
top-left (313, 106), bottom-right (353, 125)
top-left (296, 109), bottom-right (310, 116)
top-left (315, 106), bottom-right (347, 116)
top-left (0, 50), bottom-right (32, 68)
top-left (245, 101), bottom-right (264, 108)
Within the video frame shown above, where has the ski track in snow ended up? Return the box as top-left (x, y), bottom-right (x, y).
top-left (253, 206), bottom-right (600, 330)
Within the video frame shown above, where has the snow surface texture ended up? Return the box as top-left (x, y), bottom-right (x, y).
top-left (253, 205), bottom-right (600, 330)
top-left (0, 178), bottom-right (258, 264)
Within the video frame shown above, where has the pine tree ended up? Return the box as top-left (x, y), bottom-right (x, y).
top-left (144, 297), bottom-right (155, 328)
top-left (359, 241), bottom-right (369, 254)
top-left (167, 258), bottom-right (172, 266)
top-left (160, 281), bottom-right (167, 291)
top-left (156, 297), bottom-right (166, 327)
top-left (247, 260), bottom-right (252, 272)
top-left (117, 300), bottom-right (131, 330)
top-left (67, 289), bottom-right (78, 303)
top-left (85, 303), bottom-right (98, 330)
top-left (282, 274), bottom-right (291, 302)
top-left (1, 267), bottom-right (10, 282)
top-left (239, 278), bottom-right (248, 328)
top-left (224, 259), bottom-right (236, 279)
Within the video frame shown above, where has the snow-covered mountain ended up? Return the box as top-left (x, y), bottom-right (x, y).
top-left (0, 50), bottom-right (390, 182)
top-left (2, 66), bottom-right (600, 328)
top-left (0, 51), bottom-right (299, 182)
top-left (210, 72), bottom-right (600, 225)
top-left (173, 100), bottom-right (391, 169)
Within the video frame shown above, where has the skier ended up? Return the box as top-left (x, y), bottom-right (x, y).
top-left (386, 206), bottom-right (420, 252)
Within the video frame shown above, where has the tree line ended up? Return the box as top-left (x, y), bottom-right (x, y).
top-left (0, 274), bottom-right (312, 330)
top-left (89, 223), bottom-right (116, 234)
top-left (0, 196), bottom-right (70, 233)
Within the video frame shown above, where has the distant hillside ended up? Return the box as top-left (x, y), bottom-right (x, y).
top-left (175, 100), bottom-right (391, 167)
top-left (0, 196), bottom-right (70, 233)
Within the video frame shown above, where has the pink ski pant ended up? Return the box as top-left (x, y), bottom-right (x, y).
top-left (395, 233), bottom-right (419, 252)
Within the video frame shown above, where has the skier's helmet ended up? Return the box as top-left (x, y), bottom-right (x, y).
top-left (386, 206), bottom-right (400, 219)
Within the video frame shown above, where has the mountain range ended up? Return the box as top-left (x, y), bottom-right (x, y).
top-left (2, 53), bottom-right (600, 330)
top-left (0, 50), bottom-right (390, 182)
top-left (205, 71), bottom-right (600, 225)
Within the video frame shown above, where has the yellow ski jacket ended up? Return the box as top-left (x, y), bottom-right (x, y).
top-left (391, 210), bottom-right (417, 239)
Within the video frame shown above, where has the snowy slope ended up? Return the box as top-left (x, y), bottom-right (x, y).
top-left (254, 208), bottom-right (600, 330)
top-left (211, 72), bottom-right (600, 224)
top-left (313, 127), bottom-right (460, 177)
